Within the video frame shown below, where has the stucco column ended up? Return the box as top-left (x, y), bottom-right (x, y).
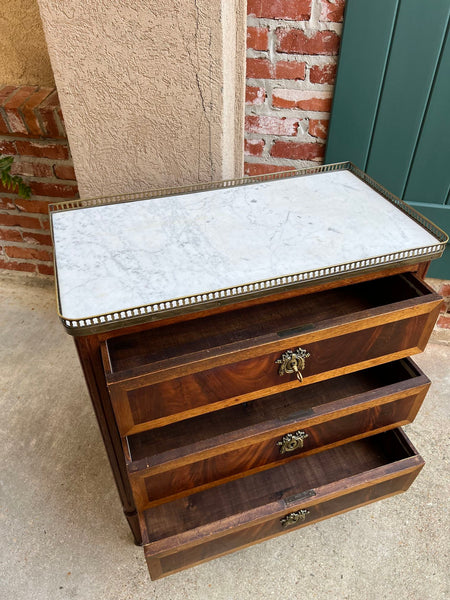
top-left (37, 1), bottom-right (245, 198)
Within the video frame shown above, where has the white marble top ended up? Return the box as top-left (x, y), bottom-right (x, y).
top-left (51, 169), bottom-right (442, 324)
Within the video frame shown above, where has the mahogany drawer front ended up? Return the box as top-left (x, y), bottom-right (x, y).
top-left (127, 359), bottom-right (429, 510)
top-left (146, 471), bottom-right (418, 579)
top-left (103, 273), bottom-right (441, 436)
top-left (142, 428), bottom-right (424, 579)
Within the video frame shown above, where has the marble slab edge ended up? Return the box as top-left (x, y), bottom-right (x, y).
top-left (48, 162), bottom-right (448, 337)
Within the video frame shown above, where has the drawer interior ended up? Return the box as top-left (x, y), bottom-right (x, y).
top-left (142, 429), bottom-right (418, 544)
top-left (106, 273), bottom-right (434, 373)
top-left (127, 359), bottom-right (424, 466)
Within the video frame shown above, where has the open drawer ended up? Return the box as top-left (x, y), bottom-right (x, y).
top-left (141, 428), bottom-right (424, 579)
top-left (125, 358), bottom-right (429, 510)
top-left (102, 272), bottom-right (442, 436)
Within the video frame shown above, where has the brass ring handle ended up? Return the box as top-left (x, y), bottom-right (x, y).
top-left (277, 430), bottom-right (308, 454)
top-left (275, 348), bottom-right (310, 383)
top-left (280, 509), bottom-right (310, 528)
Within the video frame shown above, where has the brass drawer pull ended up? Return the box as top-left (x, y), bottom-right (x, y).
top-left (276, 347), bottom-right (310, 382)
top-left (280, 509), bottom-right (310, 528)
top-left (277, 430), bottom-right (308, 454)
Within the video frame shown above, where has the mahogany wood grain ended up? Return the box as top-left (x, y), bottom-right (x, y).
top-left (125, 360), bottom-right (429, 510)
top-left (146, 469), bottom-right (420, 579)
top-left (141, 429), bottom-right (419, 544)
top-left (137, 395), bottom-right (421, 508)
top-left (142, 428), bottom-right (423, 578)
top-left (69, 261), bottom-right (437, 553)
top-left (106, 273), bottom-right (434, 375)
top-left (74, 336), bottom-right (142, 544)
top-left (128, 359), bottom-right (425, 465)
top-left (105, 273), bottom-right (441, 436)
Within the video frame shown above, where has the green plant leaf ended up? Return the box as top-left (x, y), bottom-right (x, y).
top-left (0, 156), bottom-right (14, 169)
top-left (0, 155), bottom-right (31, 199)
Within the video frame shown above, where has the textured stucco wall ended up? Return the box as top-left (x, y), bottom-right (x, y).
top-left (0, 0), bottom-right (54, 86)
top-left (37, 0), bottom-right (245, 198)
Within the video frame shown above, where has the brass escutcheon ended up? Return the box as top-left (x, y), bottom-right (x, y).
top-left (277, 430), bottom-right (308, 454)
top-left (280, 509), bottom-right (310, 528)
top-left (275, 347), bottom-right (310, 382)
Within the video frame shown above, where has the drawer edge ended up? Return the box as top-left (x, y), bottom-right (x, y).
top-left (105, 293), bottom-right (442, 387)
top-left (127, 379), bottom-right (430, 477)
top-left (146, 475), bottom-right (419, 580)
top-left (141, 452), bottom-right (423, 555)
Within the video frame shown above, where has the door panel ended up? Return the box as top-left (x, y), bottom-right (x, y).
top-left (325, 0), bottom-right (450, 278)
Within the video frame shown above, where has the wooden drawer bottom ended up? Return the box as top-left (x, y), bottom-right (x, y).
top-left (142, 428), bottom-right (423, 579)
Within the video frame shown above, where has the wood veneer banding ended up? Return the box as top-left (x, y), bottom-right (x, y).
top-left (106, 273), bottom-right (433, 374)
top-left (142, 429), bottom-right (423, 578)
top-left (125, 359), bottom-right (428, 509)
top-left (104, 273), bottom-right (441, 437)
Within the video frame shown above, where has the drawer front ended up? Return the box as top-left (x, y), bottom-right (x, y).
top-left (141, 428), bottom-right (423, 575)
top-left (145, 462), bottom-right (421, 579)
top-left (109, 305), bottom-right (439, 436)
top-left (129, 384), bottom-right (427, 509)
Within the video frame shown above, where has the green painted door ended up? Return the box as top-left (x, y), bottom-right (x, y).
top-left (325, 0), bottom-right (450, 278)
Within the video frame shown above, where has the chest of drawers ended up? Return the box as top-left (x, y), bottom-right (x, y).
top-left (51, 163), bottom-right (447, 580)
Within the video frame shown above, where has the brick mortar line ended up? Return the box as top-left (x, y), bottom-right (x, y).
top-left (2, 188), bottom-right (78, 200)
top-left (245, 126), bottom-right (329, 142)
top-left (0, 247), bottom-right (53, 261)
top-left (18, 104), bottom-right (39, 138)
top-left (0, 210), bottom-right (50, 220)
top-left (0, 222), bottom-right (50, 234)
top-left (1, 200), bottom-right (72, 211)
top-left (247, 49), bottom-right (340, 66)
top-left (245, 125), bottom-right (325, 140)
top-left (310, 0), bottom-right (323, 26)
top-left (246, 130), bottom-right (325, 141)
top-left (273, 53), bottom-right (339, 66)
top-left (0, 269), bottom-right (54, 277)
top-left (33, 105), bottom-right (50, 139)
top-left (246, 77), bottom-right (336, 92)
top-left (245, 161), bottom-right (319, 172)
top-left (246, 81), bottom-right (335, 93)
top-left (245, 106), bottom-right (332, 119)
top-left (247, 17), bottom-right (310, 28)
top-left (6, 156), bottom-right (74, 165)
top-left (1, 199), bottom-right (75, 210)
top-left (246, 145), bottom-right (316, 160)
top-left (246, 102), bottom-right (333, 117)
top-left (0, 135), bottom-right (69, 145)
top-left (44, 105), bottom-right (66, 139)
top-left (244, 155), bottom-right (321, 166)
top-left (245, 121), bottom-right (326, 134)
top-left (0, 215), bottom-right (50, 227)
top-left (0, 260), bottom-right (53, 268)
top-left (0, 134), bottom-right (68, 142)
top-left (10, 176), bottom-right (77, 184)
top-left (247, 17), bottom-right (343, 34)
top-left (1, 239), bottom-right (53, 250)
top-left (0, 132), bottom-right (68, 142)
top-left (247, 47), bottom-right (269, 58)
top-left (1, 175), bottom-right (78, 185)
top-left (245, 132), bottom-right (326, 145)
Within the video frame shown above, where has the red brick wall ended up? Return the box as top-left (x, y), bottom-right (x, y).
top-left (245, 0), bottom-right (345, 176)
top-left (245, 2), bottom-right (449, 332)
top-left (0, 85), bottom-right (78, 276)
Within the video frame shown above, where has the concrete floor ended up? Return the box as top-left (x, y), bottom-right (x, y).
top-left (1, 272), bottom-right (449, 600)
